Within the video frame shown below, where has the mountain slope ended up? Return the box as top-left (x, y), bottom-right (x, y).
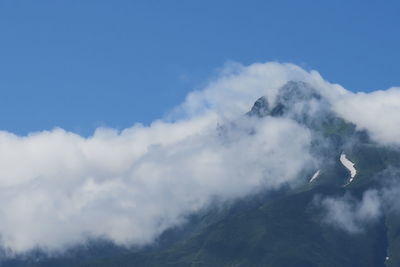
top-left (77, 189), bottom-right (388, 267)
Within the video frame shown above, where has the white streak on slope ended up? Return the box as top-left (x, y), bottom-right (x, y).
top-left (340, 153), bottom-right (357, 184)
top-left (309, 170), bottom-right (320, 183)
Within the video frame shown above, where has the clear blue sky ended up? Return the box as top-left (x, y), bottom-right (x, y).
top-left (0, 0), bottom-right (399, 135)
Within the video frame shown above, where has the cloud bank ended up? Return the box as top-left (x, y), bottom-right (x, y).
top-left (0, 61), bottom-right (399, 254)
top-left (0, 117), bottom-right (313, 254)
top-left (331, 88), bottom-right (400, 145)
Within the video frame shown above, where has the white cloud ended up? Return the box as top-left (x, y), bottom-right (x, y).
top-left (175, 61), bottom-right (400, 147)
top-left (173, 62), bottom-right (317, 120)
top-left (0, 62), bottom-right (318, 254)
top-left (316, 190), bottom-right (382, 233)
top-left (0, 117), bottom-right (312, 253)
top-left (0, 61), bottom-right (399, 254)
top-left (330, 88), bottom-right (400, 145)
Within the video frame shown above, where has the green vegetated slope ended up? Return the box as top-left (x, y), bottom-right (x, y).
top-left (77, 189), bottom-right (388, 267)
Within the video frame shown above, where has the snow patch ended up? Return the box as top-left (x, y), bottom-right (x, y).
top-left (309, 170), bottom-right (320, 183)
top-left (340, 153), bottom-right (357, 184)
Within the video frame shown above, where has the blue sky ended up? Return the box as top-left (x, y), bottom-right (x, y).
top-left (0, 0), bottom-right (399, 135)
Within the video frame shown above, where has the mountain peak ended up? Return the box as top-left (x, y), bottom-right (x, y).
top-left (246, 96), bottom-right (269, 117)
top-left (248, 81), bottom-right (322, 118)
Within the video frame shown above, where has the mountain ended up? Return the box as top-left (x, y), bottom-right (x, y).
top-left (3, 81), bottom-right (400, 267)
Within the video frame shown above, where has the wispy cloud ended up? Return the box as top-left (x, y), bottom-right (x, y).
top-left (314, 190), bottom-right (382, 233)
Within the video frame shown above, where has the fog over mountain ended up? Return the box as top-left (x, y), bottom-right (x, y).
top-left (0, 62), bottom-right (399, 259)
